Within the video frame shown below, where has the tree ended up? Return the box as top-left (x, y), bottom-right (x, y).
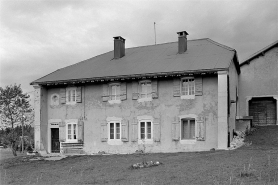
top-left (0, 84), bottom-right (32, 156)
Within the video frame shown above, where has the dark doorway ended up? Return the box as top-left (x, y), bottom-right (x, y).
top-left (51, 128), bottom-right (60, 153)
top-left (249, 97), bottom-right (277, 125)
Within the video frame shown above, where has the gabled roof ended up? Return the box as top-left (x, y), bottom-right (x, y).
top-left (240, 40), bottom-right (278, 66)
top-left (31, 38), bottom-right (239, 85)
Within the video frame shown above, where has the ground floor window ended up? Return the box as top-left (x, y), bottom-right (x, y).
top-left (181, 118), bottom-right (195, 140)
top-left (67, 123), bottom-right (77, 142)
top-left (139, 121), bottom-right (152, 140)
top-left (109, 122), bottom-right (121, 140)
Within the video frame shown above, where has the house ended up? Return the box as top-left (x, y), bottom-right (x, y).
top-left (238, 40), bottom-right (278, 126)
top-left (30, 31), bottom-right (240, 154)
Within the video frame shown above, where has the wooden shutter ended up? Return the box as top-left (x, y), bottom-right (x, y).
top-left (153, 122), bottom-right (161, 142)
top-left (131, 122), bottom-right (138, 142)
top-left (121, 120), bottom-right (129, 142)
top-left (196, 120), bottom-right (205, 141)
top-left (132, 81), bottom-right (139, 100)
top-left (78, 120), bottom-right (84, 143)
top-left (102, 84), bottom-right (109, 102)
top-left (76, 87), bottom-right (82, 103)
top-left (120, 82), bottom-right (127, 101)
top-left (152, 80), bottom-right (158, 99)
top-left (173, 78), bottom-right (181, 97)
top-left (172, 121), bottom-right (180, 141)
top-left (60, 88), bottom-right (66, 104)
top-left (195, 76), bottom-right (203, 96)
top-left (101, 122), bottom-right (108, 142)
top-left (59, 121), bottom-right (66, 142)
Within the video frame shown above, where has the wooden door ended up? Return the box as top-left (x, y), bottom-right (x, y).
top-left (249, 97), bottom-right (276, 125)
top-left (51, 128), bottom-right (60, 153)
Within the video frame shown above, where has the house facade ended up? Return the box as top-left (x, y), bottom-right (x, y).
top-left (238, 40), bottom-right (278, 125)
top-left (31, 31), bottom-right (240, 154)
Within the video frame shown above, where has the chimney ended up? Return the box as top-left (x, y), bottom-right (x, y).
top-left (113, 36), bottom-right (125, 59)
top-left (177, 31), bottom-right (188, 54)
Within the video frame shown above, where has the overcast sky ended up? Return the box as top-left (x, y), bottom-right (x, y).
top-left (0, 0), bottom-right (277, 100)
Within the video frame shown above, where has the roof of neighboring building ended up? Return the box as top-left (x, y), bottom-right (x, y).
top-left (31, 38), bottom-right (239, 85)
top-left (240, 40), bottom-right (278, 66)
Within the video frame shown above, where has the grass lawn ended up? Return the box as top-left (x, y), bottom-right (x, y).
top-left (1, 126), bottom-right (278, 185)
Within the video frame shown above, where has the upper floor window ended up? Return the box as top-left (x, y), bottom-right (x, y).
top-left (67, 122), bottom-right (78, 142)
top-left (109, 83), bottom-right (120, 101)
top-left (181, 78), bottom-right (195, 96)
top-left (66, 87), bottom-right (76, 104)
top-left (50, 94), bottom-right (59, 106)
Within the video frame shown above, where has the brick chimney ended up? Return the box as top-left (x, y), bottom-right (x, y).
top-left (113, 36), bottom-right (125, 59)
top-left (177, 31), bottom-right (188, 54)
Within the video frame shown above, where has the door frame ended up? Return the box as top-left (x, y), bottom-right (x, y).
top-left (48, 119), bottom-right (61, 153)
top-left (246, 95), bottom-right (278, 125)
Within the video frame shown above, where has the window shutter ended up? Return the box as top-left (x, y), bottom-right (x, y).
top-left (152, 80), bottom-right (158, 99)
top-left (60, 88), bottom-right (66, 104)
top-left (78, 120), bottom-right (84, 143)
top-left (120, 82), bottom-right (127, 101)
top-left (153, 121), bottom-right (160, 142)
top-left (132, 81), bottom-right (139, 100)
top-left (101, 122), bottom-right (108, 142)
top-left (59, 121), bottom-right (66, 142)
top-left (195, 77), bottom-right (203, 96)
top-left (76, 87), bottom-right (82, 103)
top-left (173, 78), bottom-right (181, 97)
top-left (196, 120), bottom-right (205, 141)
top-left (131, 122), bottom-right (138, 142)
top-left (102, 84), bottom-right (109, 102)
top-left (172, 121), bottom-right (180, 141)
top-left (121, 120), bottom-right (129, 142)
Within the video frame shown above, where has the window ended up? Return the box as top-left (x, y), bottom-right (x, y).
top-left (181, 118), bottom-right (195, 140)
top-left (139, 81), bottom-right (152, 99)
top-left (139, 121), bottom-right (152, 140)
top-left (50, 94), bottom-right (59, 106)
top-left (67, 123), bottom-right (78, 142)
top-left (109, 122), bottom-right (121, 140)
top-left (109, 84), bottom-right (120, 101)
top-left (181, 78), bottom-right (195, 96)
top-left (66, 87), bottom-right (76, 104)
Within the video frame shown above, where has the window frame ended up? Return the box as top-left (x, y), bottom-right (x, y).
top-left (180, 77), bottom-right (195, 99)
top-left (108, 82), bottom-right (121, 104)
top-left (138, 80), bottom-right (152, 102)
top-left (106, 117), bottom-right (123, 145)
top-left (179, 114), bottom-right (197, 144)
top-left (66, 122), bottom-right (78, 143)
top-left (50, 93), bottom-right (60, 106)
top-left (138, 119), bottom-right (153, 142)
top-left (181, 118), bottom-right (196, 140)
top-left (66, 87), bottom-right (77, 105)
top-left (108, 121), bottom-right (121, 141)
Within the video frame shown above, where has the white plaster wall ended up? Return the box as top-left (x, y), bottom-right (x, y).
top-left (46, 75), bottom-right (219, 154)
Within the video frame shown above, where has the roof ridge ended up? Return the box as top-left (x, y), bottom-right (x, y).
top-left (240, 40), bottom-right (278, 66)
top-left (206, 39), bottom-right (235, 51)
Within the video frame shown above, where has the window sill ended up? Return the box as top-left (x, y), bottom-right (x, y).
top-left (108, 99), bottom-right (121, 104)
top-left (138, 97), bottom-right (152, 103)
top-left (181, 95), bottom-right (195, 99)
top-left (180, 139), bottom-right (196, 144)
top-left (138, 139), bottom-right (153, 145)
top-left (108, 140), bottom-right (123, 145)
top-left (66, 102), bottom-right (77, 105)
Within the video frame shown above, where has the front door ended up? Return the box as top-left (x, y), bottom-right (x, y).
top-left (51, 128), bottom-right (60, 153)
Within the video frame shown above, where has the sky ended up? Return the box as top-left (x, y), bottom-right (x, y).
top-left (0, 0), bottom-right (277, 104)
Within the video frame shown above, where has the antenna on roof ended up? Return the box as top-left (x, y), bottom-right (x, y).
top-left (154, 22), bottom-right (156, 45)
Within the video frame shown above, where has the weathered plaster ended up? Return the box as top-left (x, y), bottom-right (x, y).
top-left (239, 47), bottom-right (278, 117)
